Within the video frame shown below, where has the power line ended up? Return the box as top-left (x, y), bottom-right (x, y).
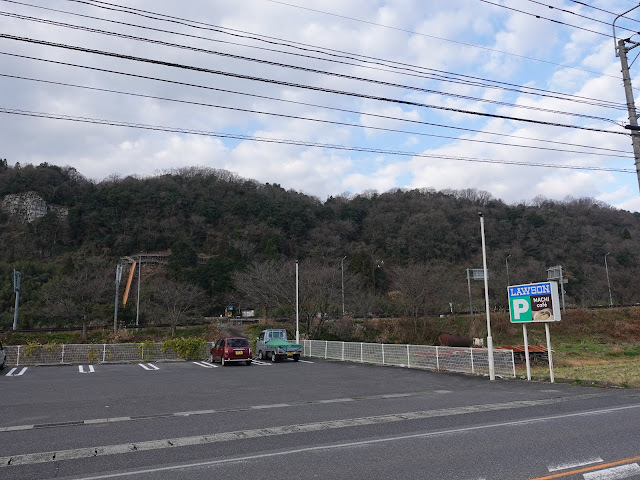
top-left (0, 0), bottom-right (625, 110)
top-left (478, 0), bottom-right (614, 38)
top-left (0, 11), bottom-right (622, 122)
top-left (257, 0), bottom-right (623, 80)
top-left (0, 33), bottom-right (627, 135)
top-left (0, 106), bottom-right (632, 173)
top-left (1, 50), bottom-right (630, 154)
top-left (4, 72), bottom-right (630, 159)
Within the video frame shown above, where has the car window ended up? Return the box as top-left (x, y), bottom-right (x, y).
top-left (272, 331), bottom-right (284, 339)
top-left (227, 338), bottom-right (248, 347)
top-left (215, 340), bottom-right (223, 348)
top-left (258, 333), bottom-right (264, 341)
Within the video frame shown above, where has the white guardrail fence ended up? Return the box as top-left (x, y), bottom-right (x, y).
top-left (3, 343), bottom-right (215, 366)
top-left (303, 340), bottom-right (516, 378)
top-left (3, 341), bottom-right (516, 378)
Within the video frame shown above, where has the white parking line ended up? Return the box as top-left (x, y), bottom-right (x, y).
top-left (79, 365), bottom-right (95, 374)
top-left (298, 359), bottom-right (314, 363)
top-left (192, 361), bottom-right (217, 368)
top-left (5, 367), bottom-right (27, 376)
top-left (583, 463), bottom-right (640, 479)
top-left (138, 363), bottom-right (159, 371)
top-left (548, 457), bottom-right (603, 472)
top-left (250, 360), bottom-right (271, 366)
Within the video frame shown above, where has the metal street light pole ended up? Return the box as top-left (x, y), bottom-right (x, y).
top-left (295, 260), bottom-right (300, 344)
top-left (505, 254), bottom-right (511, 287)
top-left (136, 253), bottom-right (141, 326)
top-left (479, 213), bottom-right (495, 381)
top-left (113, 263), bottom-right (122, 333)
top-left (340, 255), bottom-right (347, 317)
top-left (605, 252), bottom-right (613, 307)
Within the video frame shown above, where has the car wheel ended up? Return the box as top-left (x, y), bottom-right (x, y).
top-left (293, 355), bottom-right (300, 362)
top-left (209, 354), bottom-right (213, 363)
top-left (0, 359), bottom-right (4, 371)
top-left (221, 357), bottom-right (226, 366)
top-left (271, 352), bottom-right (277, 363)
top-left (246, 360), bottom-right (252, 366)
top-left (258, 351), bottom-right (264, 360)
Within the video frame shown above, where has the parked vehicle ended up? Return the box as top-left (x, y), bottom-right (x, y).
top-left (0, 341), bottom-right (5, 370)
top-left (210, 337), bottom-right (252, 366)
top-left (256, 329), bottom-right (303, 362)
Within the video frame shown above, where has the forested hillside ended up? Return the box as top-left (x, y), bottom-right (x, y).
top-left (0, 162), bottom-right (639, 334)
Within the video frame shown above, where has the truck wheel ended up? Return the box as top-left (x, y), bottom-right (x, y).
top-left (293, 355), bottom-right (300, 362)
top-left (258, 351), bottom-right (264, 360)
top-left (271, 352), bottom-right (278, 363)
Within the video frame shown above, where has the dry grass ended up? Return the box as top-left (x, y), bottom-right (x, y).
top-left (516, 358), bottom-right (640, 388)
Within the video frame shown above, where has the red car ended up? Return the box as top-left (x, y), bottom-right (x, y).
top-left (210, 337), bottom-right (252, 366)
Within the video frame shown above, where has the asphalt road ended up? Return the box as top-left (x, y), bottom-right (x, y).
top-left (2, 357), bottom-right (640, 479)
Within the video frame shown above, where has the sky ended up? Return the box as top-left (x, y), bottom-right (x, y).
top-left (2, 0), bottom-right (640, 210)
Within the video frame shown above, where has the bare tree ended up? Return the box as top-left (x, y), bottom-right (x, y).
top-left (148, 278), bottom-right (207, 336)
top-left (233, 260), bottom-right (295, 318)
top-left (40, 258), bottom-right (112, 341)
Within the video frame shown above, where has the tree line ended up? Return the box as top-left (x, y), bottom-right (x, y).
top-left (0, 162), bottom-right (639, 337)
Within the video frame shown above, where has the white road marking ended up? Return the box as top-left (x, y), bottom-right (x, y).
top-left (84, 417), bottom-right (131, 425)
top-left (5, 367), bottom-right (27, 376)
top-left (251, 404), bottom-right (290, 410)
top-left (318, 398), bottom-right (355, 404)
top-left (200, 361), bottom-right (217, 367)
top-left (79, 365), bottom-right (95, 373)
top-left (174, 410), bottom-right (216, 417)
top-left (192, 362), bottom-right (216, 369)
top-left (5, 367), bottom-right (16, 376)
top-left (138, 363), bottom-right (159, 371)
top-left (434, 390), bottom-right (452, 394)
top-left (583, 463), bottom-right (640, 479)
top-left (250, 360), bottom-right (271, 365)
top-left (0, 393), bottom-right (619, 469)
top-left (298, 359), bottom-right (314, 363)
top-left (548, 457), bottom-right (603, 472)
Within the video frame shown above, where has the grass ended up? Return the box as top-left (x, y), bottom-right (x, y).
top-left (517, 358), bottom-right (640, 388)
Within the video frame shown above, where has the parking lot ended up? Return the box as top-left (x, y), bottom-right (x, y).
top-left (2, 358), bottom-right (640, 479)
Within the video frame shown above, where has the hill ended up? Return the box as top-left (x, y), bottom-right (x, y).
top-left (0, 162), bottom-right (639, 332)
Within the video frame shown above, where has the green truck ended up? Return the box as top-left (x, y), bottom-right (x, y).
top-left (256, 329), bottom-right (303, 362)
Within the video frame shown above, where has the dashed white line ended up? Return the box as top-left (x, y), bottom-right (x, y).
top-left (252, 404), bottom-right (290, 410)
top-left (583, 463), bottom-right (640, 479)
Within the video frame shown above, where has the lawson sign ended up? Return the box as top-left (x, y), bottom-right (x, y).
top-left (508, 281), bottom-right (561, 323)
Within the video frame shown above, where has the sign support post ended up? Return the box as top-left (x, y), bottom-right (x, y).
top-left (522, 324), bottom-right (531, 381)
top-left (545, 323), bottom-right (555, 383)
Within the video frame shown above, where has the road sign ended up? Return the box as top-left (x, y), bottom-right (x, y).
top-left (507, 281), bottom-right (561, 323)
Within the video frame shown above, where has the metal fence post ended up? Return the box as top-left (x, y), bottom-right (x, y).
top-left (407, 345), bottom-right (410, 368)
top-left (360, 342), bottom-right (363, 363)
top-left (470, 348), bottom-right (474, 374)
top-left (325, 341), bottom-right (328, 359)
top-left (512, 350), bottom-right (516, 378)
top-left (103, 344), bottom-right (107, 363)
top-left (436, 346), bottom-right (439, 370)
top-left (61, 344), bottom-right (65, 364)
top-left (16, 345), bottom-right (20, 366)
top-left (382, 344), bottom-right (385, 365)
top-left (341, 342), bottom-right (344, 361)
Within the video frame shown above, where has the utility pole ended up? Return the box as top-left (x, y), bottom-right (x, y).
top-left (614, 7), bottom-right (640, 191)
top-left (136, 254), bottom-right (141, 326)
top-left (12, 269), bottom-right (21, 331)
top-left (113, 263), bottom-right (122, 333)
top-left (341, 255), bottom-right (347, 317)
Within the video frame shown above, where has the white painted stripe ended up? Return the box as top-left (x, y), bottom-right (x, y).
top-left (174, 410), bottom-right (216, 417)
top-left (84, 417), bottom-right (131, 425)
top-left (297, 360), bottom-right (314, 363)
top-left (380, 393), bottom-right (413, 399)
top-left (14, 367), bottom-right (27, 376)
top-left (79, 365), bottom-right (85, 373)
top-left (318, 398), bottom-right (355, 404)
top-left (250, 360), bottom-right (271, 365)
top-left (583, 463), bottom-right (640, 480)
top-left (0, 425), bottom-right (34, 432)
top-left (138, 363), bottom-right (150, 371)
top-left (5, 367), bottom-right (16, 376)
top-left (434, 390), bottom-right (452, 394)
top-left (0, 394), bottom-right (626, 469)
top-left (192, 362), bottom-right (215, 369)
top-left (200, 361), bottom-right (217, 367)
top-left (251, 404), bottom-right (290, 410)
top-left (146, 363), bottom-right (159, 370)
top-left (89, 365), bottom-right (95, 373)
top-left (548, 457), bottom-right (603, 472)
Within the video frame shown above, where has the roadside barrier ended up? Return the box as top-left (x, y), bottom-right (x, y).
top-left (3, 342), bottom-right (215, 366)
top-left (303, 340), bottom-right (516, 378)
